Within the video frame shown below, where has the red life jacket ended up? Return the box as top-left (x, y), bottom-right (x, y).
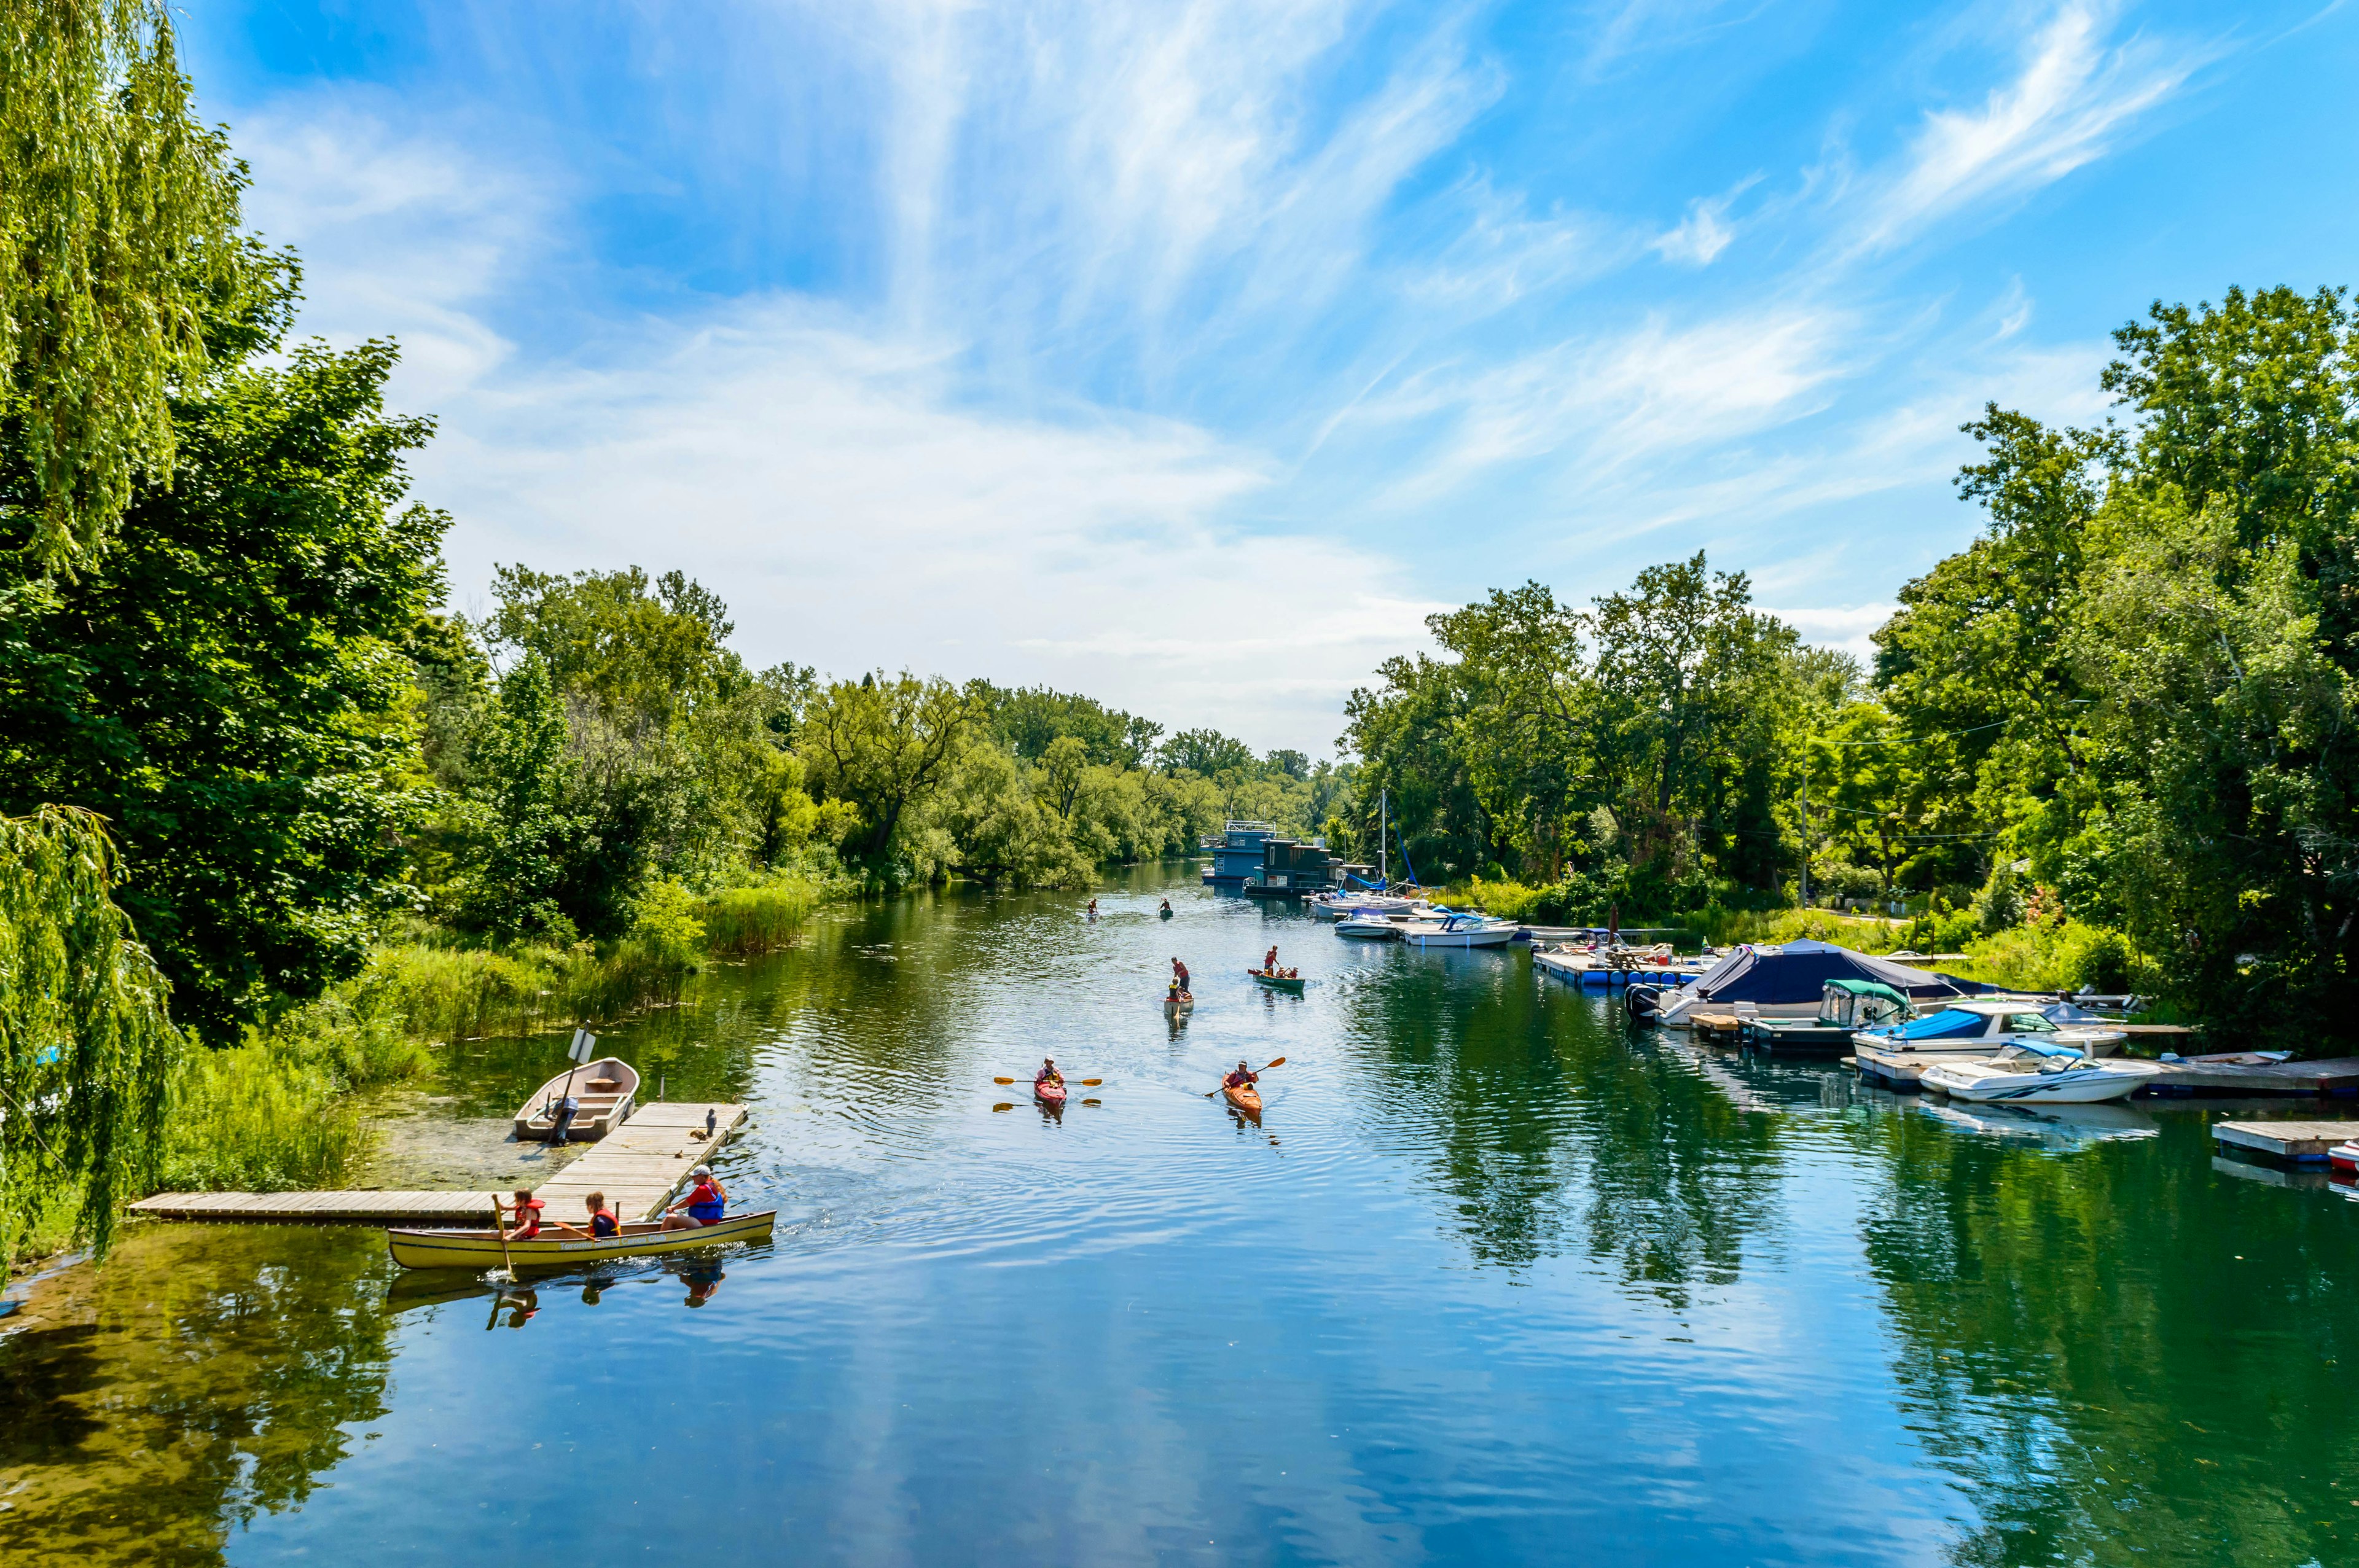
top-left (686, 1181), bottom-right (725, 1222)
top-left (512, 1196), bottom-right (544, 1238)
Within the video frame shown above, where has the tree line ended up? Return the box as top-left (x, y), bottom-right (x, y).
top-left (1336, 285), bottom-right (2359, 1037)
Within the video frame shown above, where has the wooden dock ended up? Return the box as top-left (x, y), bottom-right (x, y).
top-left (126, 1101), bottom-right (748, 1228)
top-left (130, 1190), bottom-right (496, 1223)
top-left (2148, 1057), bottom-right (2359, 1096)
top-left (525, 1102), bottom-right (748, 1221)
top-left (2210, 1120), bottom-right (2359, 1164)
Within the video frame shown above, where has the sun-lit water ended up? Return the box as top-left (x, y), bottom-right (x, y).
top-left (7, 866), bottom-right (2358, 1566)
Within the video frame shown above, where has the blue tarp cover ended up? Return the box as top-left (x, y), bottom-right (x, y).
top-left (1886, 1009), bottom-right (1990, 1041)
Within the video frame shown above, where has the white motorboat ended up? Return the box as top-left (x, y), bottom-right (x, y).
top-left (1335, 911), bottom-right (1409, 940)
top-left (1399, 911), bottom-right (1517, 948)
top-left (1312, 891), bottom-right (1424, 921)
top-left (1853, 999), bottom-right (2127, 1061)
top-left (1918, 1041), bottom-right (2164, 1104)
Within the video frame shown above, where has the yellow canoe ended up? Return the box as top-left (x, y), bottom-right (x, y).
top-left (386, 1209), bottom-right (777, 1270)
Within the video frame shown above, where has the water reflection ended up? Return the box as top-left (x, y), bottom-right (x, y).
top-left (0, 1225), bottom-right (397, 1567)
top-left (1854, 1114), bottom-right (2359, 1566)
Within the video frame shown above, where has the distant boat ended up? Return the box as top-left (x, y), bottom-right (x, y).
top-left (1336, 911), bottom-right (1409, 940)
top-left (1248, 970), bottom-right (1306, 992)
top-left (1399, 912), bottom-right (1515, 948)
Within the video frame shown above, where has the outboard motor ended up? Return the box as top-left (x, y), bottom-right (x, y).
top-left (1625, 983), bottom-right (1662, 1023)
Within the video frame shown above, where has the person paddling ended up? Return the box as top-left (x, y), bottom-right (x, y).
top-left (1035, 1058), bottom-right (1064, 1090)
top-left (500, 1188), bottom-right (545, 1242)
top-left (554, 1192), bottom-right (619, 1241)
top-left (1171, 956), bottom-right (1191, 996)
top-left (661, 1166), bottom-right (727, 1231)
top-left (1159, 897), bottom-right (1172, 916)
top-left (1223, 1061), bottom-right (1259, 1091)
top-left (1263, 945), bottom-right (1279, 975)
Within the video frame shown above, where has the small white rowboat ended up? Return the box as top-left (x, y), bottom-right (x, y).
top-left (514, 1056), bottom-right (640, 1142)
top-left (386, 1209), bottom-right (777, 1270)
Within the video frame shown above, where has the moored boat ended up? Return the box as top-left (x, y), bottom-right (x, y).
top-left (2332, 1142), bottom-right (2359, 1174)
top-left (385, 1208), bottom-right (777, 1270)
top-left (1399, 911), bottom-right (1516, 949)
top-left (514, 1057), bottom-right (640, 1142)
top-left (1918, 1043), bottom-right (2164, 1104)
top-left (1336, 912), bottom-right (1410, 939)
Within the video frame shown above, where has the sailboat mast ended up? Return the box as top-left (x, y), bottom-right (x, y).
top-left (1380, 787), bottom-right (1389, 890)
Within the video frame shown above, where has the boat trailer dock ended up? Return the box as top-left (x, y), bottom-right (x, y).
top-left (130, 1102), bottom-right (749, 1227)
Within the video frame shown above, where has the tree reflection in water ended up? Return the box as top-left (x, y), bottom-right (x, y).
top-left (1346, 961), bottom-right (1786, 1305)
top-left (1852, 1112), bottom-right (2359, 1567)
top-left (0, 1223), bottom-right (398, 1568)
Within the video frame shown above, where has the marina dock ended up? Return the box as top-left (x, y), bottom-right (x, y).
top-left (2210, 1120), bottom-right (2359, 1164)
top-left (128, 1101), bottom-right (748, 1227)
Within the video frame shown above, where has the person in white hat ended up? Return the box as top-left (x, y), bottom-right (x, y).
top-left (661, 1164), bottom-right (729, 1230)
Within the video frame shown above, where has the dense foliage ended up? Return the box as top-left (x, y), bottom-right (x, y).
top-left (1343, 286), bottom-right (2359, 1037)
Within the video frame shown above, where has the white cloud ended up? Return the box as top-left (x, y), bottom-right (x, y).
top-left (1650, 179), bottom-right (1758, 267)
top-left (1845, 1), bottom-right (2201, 255)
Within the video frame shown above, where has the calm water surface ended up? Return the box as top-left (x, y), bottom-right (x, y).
top-left (6, 867), bottom-right (2357, 1565)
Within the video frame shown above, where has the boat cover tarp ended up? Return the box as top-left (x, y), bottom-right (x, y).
top-left (1887, 1008), bottom-right (1991, 1042)
top-left (1694, 940), bottom-right (1964, 1006)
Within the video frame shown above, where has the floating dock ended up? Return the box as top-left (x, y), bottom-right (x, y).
top-left (2210, 1120), bottom-right (2359, 1164)
top-left (1532, 948), bottom-right (1704, 988)
top-left (127, 1102), bottom-right (748, 1227)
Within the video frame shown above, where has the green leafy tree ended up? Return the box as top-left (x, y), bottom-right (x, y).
top-left (801, 673), bottom-right (979, 870)
top-left (0, 806), bottom-right (182, 1279)
top-left (1, 0), bottom-right (250, 569)
top-left (0, 338), bottom-right (447, 1042)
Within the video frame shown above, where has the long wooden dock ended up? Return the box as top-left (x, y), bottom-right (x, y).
top-left (130, 1190), bottom-right (496, 1223)
top-left (126, 1101), bottom-right (748, 1227)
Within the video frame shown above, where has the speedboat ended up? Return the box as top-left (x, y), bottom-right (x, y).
top-left (1335, 911), bottom-right (1408, 940)
top-left (1311, 891), bottom-right (1424, 921)
top-left (1399, 911), bottom-right (1517, 948)
top-left (1855, 999), bottom-right (2128, 1059)
top-left (1918, 1040), bottom-right (2164, 1104)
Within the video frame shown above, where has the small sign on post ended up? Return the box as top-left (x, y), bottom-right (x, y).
top-left (568, 1029), bottom-right (595, 1065)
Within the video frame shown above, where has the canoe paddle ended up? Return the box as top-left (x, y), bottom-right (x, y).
top-left (1205, 1057), bottom-right (1286, 1097)
top-left (488, 1192), bottom-right (516, 1282)
top-left (995, 1076), bottom-right (1101, 1086)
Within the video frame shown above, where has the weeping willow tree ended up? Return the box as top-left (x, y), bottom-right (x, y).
top-left (1, 0), bottom-right (248, 571)
top-left (0, 806), bottom-right (181, 1281)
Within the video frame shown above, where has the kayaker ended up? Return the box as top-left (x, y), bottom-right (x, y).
top-left (1035, 1058), bottom-right (1063, 1089)
top-left (1223, 1061), bottom-right (1259, 1090)
top-left (660, 1166), bottom-right (728, 1231)
top-left (501, 1188), bottom-right (545, 1242)
top-left (1159, 898), bottom-right (1172, 915)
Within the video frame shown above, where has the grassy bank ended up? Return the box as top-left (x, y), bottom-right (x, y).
top-left (4, 869), bottom-right (851, 1278)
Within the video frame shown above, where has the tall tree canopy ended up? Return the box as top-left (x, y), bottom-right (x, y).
top-left (1, 0), bottom-right (250, 569)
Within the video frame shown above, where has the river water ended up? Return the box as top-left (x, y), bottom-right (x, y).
top-left (5, 866), bottom-right (2356, 1566)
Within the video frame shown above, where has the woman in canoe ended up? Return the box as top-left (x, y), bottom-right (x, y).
top-left (661, 1166), bottom-right (729, 1230)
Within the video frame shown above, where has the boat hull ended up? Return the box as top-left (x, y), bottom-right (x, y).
top-left (386, 1209), bottom-right (777, 1270)
top-left (1402, 926), bottom-right (1515, 948)
top-left (514, 1058), bottom-right (640, 1143)
top-left (1224, 1085), bottom-right (1262, 1117)
top-left (1919, 1059), bottom-right (2162, 1104)
top-left (1248, 971), bottom-right (1305, 992)
top-left (1036, 1081), bottom-right (1069, 1106)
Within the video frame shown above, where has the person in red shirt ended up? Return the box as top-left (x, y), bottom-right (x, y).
top-left (661, 1166), bottom-right (729, 1230)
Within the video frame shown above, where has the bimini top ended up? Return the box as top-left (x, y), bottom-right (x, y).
top-left (1823, 978), bottom-right (1911, 1008)
top-left (1696, 940), bottom-right (1966, 1007)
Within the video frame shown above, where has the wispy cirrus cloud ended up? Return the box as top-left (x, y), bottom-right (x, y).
top-left (1842, 1), bottom-right (2207, 256)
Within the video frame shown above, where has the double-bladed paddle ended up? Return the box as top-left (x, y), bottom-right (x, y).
top-left (995, 1075), bottom-right (1101, 1086)
top-left (1205, 1057), bottom-right (1286, 1097)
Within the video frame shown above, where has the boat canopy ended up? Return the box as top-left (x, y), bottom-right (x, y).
top-left (1823, 979), bottom-right (1910, 1007)
top-left (1694, 940), bottom-right (1965, 1007)
top-left (1885, 1008), bottom-right (1990, 1042)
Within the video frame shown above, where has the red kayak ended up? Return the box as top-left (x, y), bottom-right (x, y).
top-left (1035, 1078), bottom-right (1068, 1106)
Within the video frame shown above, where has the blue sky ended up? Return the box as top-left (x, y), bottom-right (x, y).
top-left (182, 0), bottom-right (2359, 753)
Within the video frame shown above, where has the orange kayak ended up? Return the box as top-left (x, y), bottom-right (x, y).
top-left (1223, 1083), bottom-right (1262, 1117)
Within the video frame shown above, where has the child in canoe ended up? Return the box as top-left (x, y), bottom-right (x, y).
top-left (500, 1189), bottom-right (545, 1242)
top-left (551, 1192), bottom-right (620, 1241)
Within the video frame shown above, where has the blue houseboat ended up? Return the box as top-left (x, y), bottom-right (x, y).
top-left (1200, 821), bottom-right (1359, 897)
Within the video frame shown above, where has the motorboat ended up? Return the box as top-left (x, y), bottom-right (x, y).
top-left (1311, 891), bottom-right (1425, 921)
top-left (1650, 941), bottom-right (1971, 1027)
top-left (1742, 979), bottom-right (1913, 1055)
top-left (1335, 911), bottom-right (1409, 940)
top-left (1399, 911), bottom-right (1517, 948)
top-left (1918, 1040), bottom-right (2164, 1104)
top-left (1855, 999), bottom-right (2128, 1059)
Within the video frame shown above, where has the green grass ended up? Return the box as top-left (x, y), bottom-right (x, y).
top-left (701, 876), bottom-right (824, 956)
